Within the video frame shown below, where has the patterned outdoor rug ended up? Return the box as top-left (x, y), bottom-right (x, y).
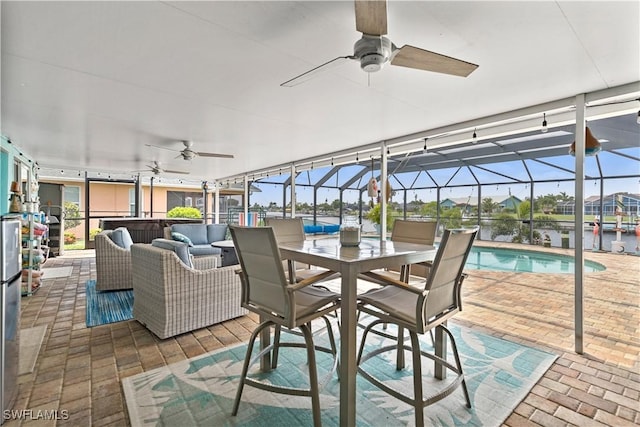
top-left (122, 323), bottom-right (556, 426)
top-left (85, 280), bottom-right (133, 327)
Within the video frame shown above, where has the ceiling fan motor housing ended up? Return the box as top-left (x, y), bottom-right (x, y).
top-left (354, 35), bottom-right (392, 72)
top-left (182, 149), bottom-right (196, 160)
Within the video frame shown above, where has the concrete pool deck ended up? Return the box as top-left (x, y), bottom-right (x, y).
top-left (13, 243), bottom-right (639, 426)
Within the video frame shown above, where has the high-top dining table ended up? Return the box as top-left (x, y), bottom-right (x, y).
top-left (277, 237), bottom-right (437, 427)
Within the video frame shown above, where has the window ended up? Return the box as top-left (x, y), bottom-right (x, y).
top-left (64, 186), bottom-right (80, 207)
top-left (128, 188), bottom-right (138, 216)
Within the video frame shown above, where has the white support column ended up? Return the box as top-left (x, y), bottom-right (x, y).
top-left (574, 93), bottom-right (586, 354)
top-left (290, 163), bottom-right (296, 218)
top-left (214, 183), bottom-right (220, 224)
top-left (243, 174), bottom-right (249, 224)
top-left (380, 142), bottom-right (388, 241)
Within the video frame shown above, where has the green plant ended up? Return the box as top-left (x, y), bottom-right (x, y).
top-left (366, 203), bottom-right (393, 231)
top-left (89, 228), bottom-right (102, 240)
top-left (64, 232), bottom-right (77, 244)
top-left (167, 206), bottom-right (202, 219)
top-left (440, 208), bottom-right (463, 229)
top-left (63, 202), bottom-right (82, 229)
top-left (491, 212), bottom-right (561, 243)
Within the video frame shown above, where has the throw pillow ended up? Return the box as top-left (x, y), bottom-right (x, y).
top-left (109, 227), bottom-right (134, 249)
top-left (171, 231), bottom-right (194, 247)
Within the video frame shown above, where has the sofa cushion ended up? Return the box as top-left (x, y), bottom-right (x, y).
top-left (171, 224), bottom-right (208, 245)
top-left (207, 224), bottom-right (228, 243)
top-left (171, 231), bottom-right (194, 247)
top-left (190, 245), bottom-right (222, 257)
top-left (109, 227), bottom-right (134, 249)
top-left (151, 238), bottom-right (193, 268)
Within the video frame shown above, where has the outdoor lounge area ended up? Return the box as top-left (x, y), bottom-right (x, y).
top-left (12, 241), bottom-right (639, 426)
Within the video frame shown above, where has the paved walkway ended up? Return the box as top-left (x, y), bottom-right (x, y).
top-left (9, 243), bottom-right (639, 426)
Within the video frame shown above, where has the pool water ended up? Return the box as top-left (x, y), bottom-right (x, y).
top-left (466, 247), bottom-right (606, 273)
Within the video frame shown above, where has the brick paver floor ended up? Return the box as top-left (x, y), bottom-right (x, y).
top-left (8, 243), bottom-right (639, 426)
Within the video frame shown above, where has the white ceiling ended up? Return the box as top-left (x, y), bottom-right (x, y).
top-left (1, 1), bottom-right (639, 182)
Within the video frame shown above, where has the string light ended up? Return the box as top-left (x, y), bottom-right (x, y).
top-left (423, 138), bottom-right (428, 152)
top-left (356, 152), bottom-right (359, 164)
top-left (386, 147), bottom-right (390, 155)
top-left (331, 157), bottom-right (334, 166)
top-left (541, 113), bottom-right (548, 133)
top-left (472, 128), bottom-right (477, 144)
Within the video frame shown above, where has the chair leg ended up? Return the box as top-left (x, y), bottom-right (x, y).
top-left (442, 325), bottom-right (472, 409)
top-left (320, 315), bottom-right (340, 380)
top-left (396, 326), bottom-right (405, 370)
top-left (299, 323), bottom-right (322, 427)
top-left (272, 324), bottom-right (282, 370)
top-left (409, 331), bottom-right (425, 427)
top-left (232, 321), bottom-right (271, 416)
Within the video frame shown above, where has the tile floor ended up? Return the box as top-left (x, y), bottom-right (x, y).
top-left (7, 242), bottom-right (639, 426)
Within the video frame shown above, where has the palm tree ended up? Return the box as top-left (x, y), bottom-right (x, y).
top-left (481, 197), bottom-right (499, 215)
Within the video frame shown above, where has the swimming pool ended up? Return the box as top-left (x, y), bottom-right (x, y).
top-left (465, 246), bottom-right (606, 273)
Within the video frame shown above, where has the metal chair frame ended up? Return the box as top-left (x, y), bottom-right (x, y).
top-left (356, 228), bottom-right (477, 427)
top-left (230, 225), bottom-right (340, 427)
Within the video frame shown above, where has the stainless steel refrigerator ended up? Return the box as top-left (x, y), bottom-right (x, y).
top-left (0, 216), bottom-right (20, 424)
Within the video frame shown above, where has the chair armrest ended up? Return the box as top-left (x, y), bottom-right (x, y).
top-left (456, 272), bottom-right (468, 310)
top-left (287, 270), bottom-right (338, 291)
top-left (360, 271), bottom-right (426, 295)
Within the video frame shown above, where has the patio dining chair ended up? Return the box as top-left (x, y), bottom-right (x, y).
top-left (359, 219), bottom-right (438, 367)
top-left (356, 228), bottom-right (477, 427)
top-left (264, 217), bottom-right (338, 284)
top-left (360, 219), bottom-right (437, 285)
top-left (229, 225), bottom-right (340, 427)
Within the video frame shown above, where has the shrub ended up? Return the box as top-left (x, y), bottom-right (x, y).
top-left (64, 232), bottom-right (77, 244)
top-left (63, 202), bottom-right (82, 229)
top-left (167, 206), bottom-right (202, 219)
top-left (366, 204), bottom-right (393, 231)
top-left (89, 228), bottom-right (102, 240)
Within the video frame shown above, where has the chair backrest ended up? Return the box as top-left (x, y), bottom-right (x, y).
top-left (264, 217), bottom-right (305, 244)
top-left (229, 226), bottom-right (292, 322)
top-left (391, 219), bottom-right (437, 246)
top-left (419, 228), bottom-right (477, 330)
top-left (389, 220), bottom-right (437, 277)
top-left (264, 217), bottom-right (309, 271)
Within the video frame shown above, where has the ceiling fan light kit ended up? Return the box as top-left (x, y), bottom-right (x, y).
top-left (354, 35), bottom-right (392, 72)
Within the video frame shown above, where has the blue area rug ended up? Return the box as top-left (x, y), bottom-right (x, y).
top-left (122, 322), bottom-right (557, 426)
top-left (85, 280), bottom-right (133, 327)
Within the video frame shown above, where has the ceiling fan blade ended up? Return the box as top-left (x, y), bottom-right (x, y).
top-left (162, 169), bottom-right (190, 174)
top-left (196, 152), bottom-right (235, 159)
top-left (355, 0), bottom-right (388, 36)
top-left (390, 45), bottom-right (478, 77)
top-left (145, 143), bottom-right (179, 152)
top-left (281, 56), bottom-right (354, 87)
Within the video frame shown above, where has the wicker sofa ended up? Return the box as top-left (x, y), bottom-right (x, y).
top-left (95, 229), bottom-right (133, 291)
top-left (130, 240), bottom-right (247, 339)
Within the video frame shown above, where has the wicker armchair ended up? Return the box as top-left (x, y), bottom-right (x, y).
top-left (130, 243), bottom-right (247, 339)
top-left (95, 231), bottom-right (133, 291)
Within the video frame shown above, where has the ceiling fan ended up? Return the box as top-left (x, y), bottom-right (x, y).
top-left (281, 0), bottom-right (478, 87)
top-left (145, 140), bottom-right (234, 160)
top-left (138, 161), bottom-right (190, 175)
